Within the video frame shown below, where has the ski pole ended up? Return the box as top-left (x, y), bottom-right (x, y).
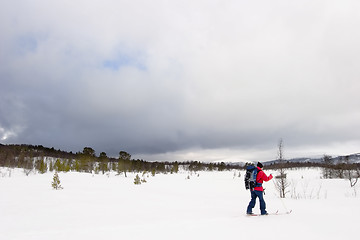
top-left (279, 197), bottom-right (289, 212)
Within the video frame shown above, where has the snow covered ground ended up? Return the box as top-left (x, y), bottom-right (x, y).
top-left (1, 167), bottom-right (359, 240)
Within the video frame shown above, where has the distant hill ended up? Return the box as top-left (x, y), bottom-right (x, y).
top-left (264, 153), bottom-right (360, 166)
top-left (226, 153), bottom-right (360, 167)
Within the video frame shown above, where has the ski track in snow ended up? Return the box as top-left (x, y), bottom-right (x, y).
top-left (0, 168), bottom-right (359, 240)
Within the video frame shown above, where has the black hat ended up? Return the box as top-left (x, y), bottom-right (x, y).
top-left (257, 162), bottom-right (263, 168)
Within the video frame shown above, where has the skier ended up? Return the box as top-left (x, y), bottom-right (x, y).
top-left (246, 162), bottom-right (273, 215)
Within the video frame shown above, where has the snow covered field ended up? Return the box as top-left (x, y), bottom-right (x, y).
top-left (1, 167), bottom-right (359, 240)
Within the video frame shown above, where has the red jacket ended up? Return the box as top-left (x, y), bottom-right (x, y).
top-left (254, 167), bottom-right (273, 191)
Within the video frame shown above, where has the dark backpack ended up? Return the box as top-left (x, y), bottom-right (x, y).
top-left (244, 165), bottom-right (261, 190)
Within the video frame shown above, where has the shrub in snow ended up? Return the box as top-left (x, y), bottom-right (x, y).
top-left (51, 171), bottom-right (63, 190)
top-left (141, 171), bottom-right (147, 183)
top-left (134, 174), bottom-right (141, 185)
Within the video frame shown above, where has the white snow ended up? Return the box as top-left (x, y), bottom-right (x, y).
top-left (1, 167), bottom-right (359, 240)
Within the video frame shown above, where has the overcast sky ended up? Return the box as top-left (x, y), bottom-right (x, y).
top-left (1, 0), bottom-right (360, 162)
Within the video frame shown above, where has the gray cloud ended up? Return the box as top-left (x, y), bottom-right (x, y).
top-left (1, 0), bottom-right (360, 161)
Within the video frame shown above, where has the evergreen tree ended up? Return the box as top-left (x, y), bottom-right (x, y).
top-left (73, 159), bottom-right (80, 172)
top-left (83, 147), bottom-right (96, 157)
top-left (38, 158), bottom-right (47, 174)
top-left (119, 151), bottom-right (132, 177)
top-left (54, 159), bottom-right (62, 172)
top-left (119, 151), bottom-right (131, 161)
top-left (99, 152), bottom-right (107, 159)
top-left (51, 171), bottom-right (63, 190)
top-left (134, 174), bottom-right (141, 185)
top-left (171, 162), bottom-right (179, 174)
top-left (64, 160), bottom-right (71, 172)
top-left (99, 159), bottom-right (109, 174)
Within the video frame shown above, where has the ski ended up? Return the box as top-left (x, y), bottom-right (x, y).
top-left (246, 210), bottom-right (292, 216)
top-left (279, 210), bottom-right (292, 215)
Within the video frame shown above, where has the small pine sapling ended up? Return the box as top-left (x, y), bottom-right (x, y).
top-left (141, 171), bottom-right (147, 183)
top-left (51, 171), bottom-right (63, 190)
top-left (134, 174), bottom-right (141, 185)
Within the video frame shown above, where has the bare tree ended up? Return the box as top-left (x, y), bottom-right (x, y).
top-left (274, 138), bottom-right (290, 198)
top-left (343, 156), bottom-right (359, 196)
top-left (322, 155), bottom-right (333, 179)
top-left (347, 170), bottom-right (359, 187)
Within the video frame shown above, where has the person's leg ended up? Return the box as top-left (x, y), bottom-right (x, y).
top-left (246, 191), bottom-right (257, 214)
top-left (255, 190), bottom-right (267, 215)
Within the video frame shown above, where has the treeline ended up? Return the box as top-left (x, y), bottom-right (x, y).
top-left (320, 155), bottom-right (360, 179)
top-left (1, 144), bottom-right (359, 177)
top-left (0, 144), bottom-right (240, 175)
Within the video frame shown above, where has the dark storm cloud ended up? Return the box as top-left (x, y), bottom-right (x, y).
top-left (1, 0), bottom-right (360, 161)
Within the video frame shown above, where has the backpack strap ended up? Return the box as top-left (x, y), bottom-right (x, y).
top-left (255, 169), bottom-right (262, 188)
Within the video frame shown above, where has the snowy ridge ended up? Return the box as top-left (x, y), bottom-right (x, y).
top-left (225, 153), bottom-right (360, 167)
top-left (264, 153), bottom-right (360, 165)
